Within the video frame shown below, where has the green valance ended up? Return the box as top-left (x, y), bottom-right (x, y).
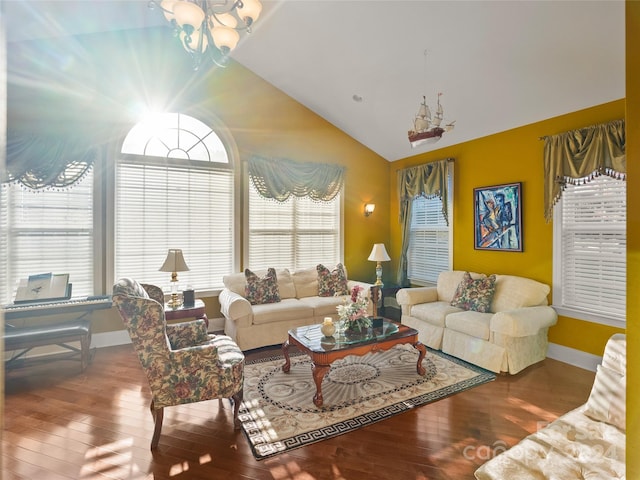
top-left (248, 155), bottom-right (345, 202)
top-left (397, 158), bottom-right (451, 225)
top-left (2, 133), bottom-right (98, 190)
top-left (542, 119), bottom-right (625, 222)
top-left (396, 158), bottom-right (452, 286)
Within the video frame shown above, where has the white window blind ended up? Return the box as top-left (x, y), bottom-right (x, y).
top-left (0, 172), bottom-right (94, 303)
top-left (247, 181), bottom-right (341, 270)
top-left (408, 195), bottom-right (450, 284)
top-left (553, 175), bottom-right (626, 325)
top-left (116, 113), bottom-right (234, 291)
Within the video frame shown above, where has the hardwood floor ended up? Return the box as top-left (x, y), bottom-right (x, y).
top-left (2, 344), bottom-right (595, 480)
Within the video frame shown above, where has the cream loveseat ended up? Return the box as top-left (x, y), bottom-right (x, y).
top-left (396, 270), bottom-right (557, 374)
top-left (219, 265), bottom-right (373, 351)
top-left (475, 333), bottom-right (626, 479)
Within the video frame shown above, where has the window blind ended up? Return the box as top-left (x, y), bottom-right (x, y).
top-left (115, 160), bottom-right (234, 290)
top-left (247, 182), bottom-right (341, 270)
top-left (555, 175), bottom-right (626, 321)
top-left (408, 195), bottom-right (449, 284)
top-left (0, 172), bottom-right (94, 302)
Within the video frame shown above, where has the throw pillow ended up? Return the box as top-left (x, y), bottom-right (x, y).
top-left (317, 263), bottom-right (349, 297)
top-left (244, 267), bottom-right (281, 305)
top-left (450, 271), bottom-right (497, 313)
top-left (583, 364), bottom-right (626, 432)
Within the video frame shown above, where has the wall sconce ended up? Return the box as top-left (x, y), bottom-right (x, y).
top-left (364, 203), bottom-right (375, 217)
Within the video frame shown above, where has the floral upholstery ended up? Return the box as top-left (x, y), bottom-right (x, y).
top-left (244, 267), bottom-right (280, 305)
top-left (450, 272), bottom-right (497, 313)
top-left (112, 278), bottom-right (245, 449)
top-left (317, 263), bottom-right (349, 297)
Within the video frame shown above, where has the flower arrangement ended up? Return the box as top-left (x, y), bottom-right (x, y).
top-left (336, 285), bottom-right (372, 333)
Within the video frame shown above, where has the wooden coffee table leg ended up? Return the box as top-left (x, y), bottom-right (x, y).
top-left (414, 341), bottom-right (427, 376)
top-left (312, 363), bottom-right (330, 407)
top-left (282, 339), bottom-right (291, 373)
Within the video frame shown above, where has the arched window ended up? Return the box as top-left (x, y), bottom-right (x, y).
top-left (116, 113), bottom-right (235, 292)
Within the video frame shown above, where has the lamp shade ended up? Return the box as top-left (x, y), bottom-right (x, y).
top-left (368, 243), bottom-right (391, 262)
top-left (159, 248), bottom-right (190, 274)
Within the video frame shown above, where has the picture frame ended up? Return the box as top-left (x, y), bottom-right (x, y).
top-left (474, 182), bottom-right (523, 252)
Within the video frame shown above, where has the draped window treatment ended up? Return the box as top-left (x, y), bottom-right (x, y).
top-left (248, 155), bottom-right (345, 202)
top-left (542, 119), bottom-right (625, 222)
top-left (2, 133), bottom-right (99, 190)
top-left (397, 158), bottom-right (452, 286)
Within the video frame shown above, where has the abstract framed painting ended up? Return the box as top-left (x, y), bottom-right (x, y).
top-left (473, 182), bottom-right (522, 252)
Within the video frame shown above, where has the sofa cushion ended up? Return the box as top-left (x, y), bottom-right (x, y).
top-left (583, 364), bottom-right (626, 432)
top-left (410, 301), bottom-right (463, 328)
top-left (224, 268), bottom-right (296, 299)
top-left (298, 295), bottom-right (347, 317)
top-left (437, 270), bottom-right (485, 303)
top-left (317, 263), bottom-right (349, 297)
top-left (244, 268), bottom-right (281, 305)
top-left (251, 298), bottom-right (314, 325)
top-left (292, 267), bottom-right (319, 298)
top-left (450, 272), bottom-right (497, 313)
top-left (490, 275), bottom-right (550, 312)
top-left (445, 310), bottom-right (492, 340)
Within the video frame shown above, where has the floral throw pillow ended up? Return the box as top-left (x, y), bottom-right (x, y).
top-left (450, 271), bottom-right (497, 313)
top-left (317, 263), bottom-right (349, 297)
top-left (244, 268), bottom-right (281, 305)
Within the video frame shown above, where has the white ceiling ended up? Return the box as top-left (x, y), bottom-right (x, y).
top-left (4, 0), bottom-right (626, 162)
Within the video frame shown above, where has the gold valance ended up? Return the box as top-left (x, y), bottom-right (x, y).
top-left (542, 119), bottom-right (625, 222)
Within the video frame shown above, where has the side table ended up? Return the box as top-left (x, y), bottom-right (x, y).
top-left (371, 284), bottom-right (402, 321)
top-left (164, 299), bottom-right (209, 328)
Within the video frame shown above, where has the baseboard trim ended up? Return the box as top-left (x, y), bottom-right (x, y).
top-left (546, 342), bottom-right (601, 372)
top-left (92, 330), bottom-right (131, 348)
top-left (90, 334), bottom-right (602, 372)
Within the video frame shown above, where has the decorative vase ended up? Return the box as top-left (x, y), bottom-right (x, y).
top-left (321, 318), bottom-right (336, 337)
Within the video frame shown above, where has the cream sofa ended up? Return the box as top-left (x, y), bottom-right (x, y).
top-left (475, 333), bottom-right (626, 479)
top-left (219, 266), bottom-right (373, 351)
top-left (396, 270), bottom-right (557, 374)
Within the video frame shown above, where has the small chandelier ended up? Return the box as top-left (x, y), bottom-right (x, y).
top-left (407, 51), bottom-right (455, 148)
top-left (150, 0), bottom-right (263, 70)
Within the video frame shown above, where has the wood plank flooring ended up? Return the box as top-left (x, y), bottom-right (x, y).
top-left (2, 344), bottom-right (595, 480)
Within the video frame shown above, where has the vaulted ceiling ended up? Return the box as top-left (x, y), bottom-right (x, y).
top-left (5, 0), bottom-right (626, 161)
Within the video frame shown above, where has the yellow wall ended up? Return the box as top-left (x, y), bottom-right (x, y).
top-left (625, 1), bottom-right (639, 476)
top-left (206, 62), bottom-right (391, 281)
top-left (390, 100), bottom-right (625, 355)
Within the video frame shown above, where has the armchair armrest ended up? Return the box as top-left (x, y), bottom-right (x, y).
top-left (166, 319), bottom-right (209, 349)
top-left (396, 286), bottom-right (438, 306)
top-left (219, 289), bottom-right (253, 328)
top-left (490, 306), bottom-right (558, 337)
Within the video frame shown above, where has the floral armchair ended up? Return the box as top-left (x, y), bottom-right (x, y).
top-left (112, 278), bottom-right (245, 450)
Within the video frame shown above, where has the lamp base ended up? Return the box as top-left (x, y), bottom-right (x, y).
top-left (374, 263), bottom-right (384, 287)
top-left (167, 292), bottom-right (182, 309)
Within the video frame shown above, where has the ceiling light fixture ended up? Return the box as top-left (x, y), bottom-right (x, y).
top-left (150, 0), bottom-right (262, 70)
top-left (408, 51), bottom-right (455, 148)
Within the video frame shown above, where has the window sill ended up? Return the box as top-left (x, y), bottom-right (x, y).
top-left (552, 305), bottom-right (625, 329)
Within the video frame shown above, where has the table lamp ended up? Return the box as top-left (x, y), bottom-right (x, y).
top-left (368, 243), bottom-right (391, 287)
top-left (159, 248), bottom-right (190, 308)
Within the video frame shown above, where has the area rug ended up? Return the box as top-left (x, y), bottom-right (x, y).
top-left (239, 344), bottom-right (495, 460)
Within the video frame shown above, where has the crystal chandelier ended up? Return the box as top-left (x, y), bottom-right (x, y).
top-left (150, 0), bottom-right (263, 70)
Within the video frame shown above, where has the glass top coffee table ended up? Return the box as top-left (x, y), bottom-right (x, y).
top-left (282, 319), bottom-right (426, 407)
